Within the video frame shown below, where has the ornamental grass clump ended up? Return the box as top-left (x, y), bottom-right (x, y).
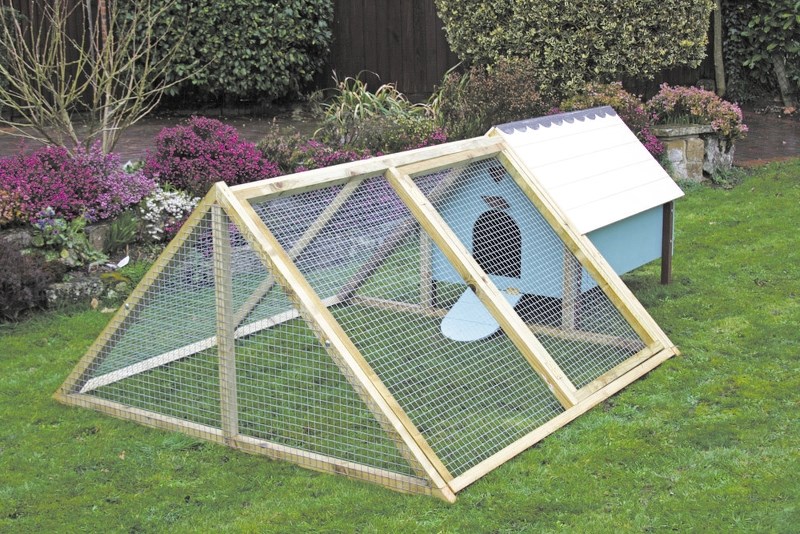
top-left (312, 74), bottom-right (445, 153)
top-left (560, 82), bottom-right (664, 156)
top-left (648, 84), bottom-right (748, 140)
top-left (144, 116), bottom-right (280, 197)
top-left (0, 144), bottom-right (155, 224)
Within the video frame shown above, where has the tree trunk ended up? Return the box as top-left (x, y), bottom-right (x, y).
top-left (771, 52), bottom-right (797, 109)
top-left (713, 0), bottom-right (726, 97)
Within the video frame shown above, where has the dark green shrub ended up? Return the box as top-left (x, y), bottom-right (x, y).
top-left (0, 241), bottom-right (56, 321)
top-left (134, 0), bottom-right (334, 102)
top-left (258, 130), bottom-right (374, 174)
top-left (435, 0), bottom-right (714, 95)
top-left (434, 59), bottom-right (557, 140)
top-left (723, 0), bottom-right (799, 104)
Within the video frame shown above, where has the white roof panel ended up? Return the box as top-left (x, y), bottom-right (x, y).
top-left (493, 107), bottom-right (684, 234)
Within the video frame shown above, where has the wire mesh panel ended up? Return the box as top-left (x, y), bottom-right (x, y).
top-left (78, 209), bottom-right (223, 428)
top-left (417, 158), bottom-right (647, 389)
top-left (234, 312), bottom-right (431, 491)
top-left (249, 175), bottom-right (566, 477)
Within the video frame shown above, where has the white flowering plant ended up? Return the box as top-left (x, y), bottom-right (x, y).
top-left (139, 186), bottom-right (199, 242)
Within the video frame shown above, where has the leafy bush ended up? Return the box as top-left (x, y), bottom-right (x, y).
top-left (0, 144), bottom-right (155, 224)
top-left (648, 84), bottom-right (749, 140)
top-left (435, 0), bottom-right (714, 95)
top-left (560, 82), bottom-right (664, 156)
top-left (132, 0), bottom-right (333, 101)
top-left (0, 240), bottom-right (56, 320)
top-left (143, 116), bottom-right (280, 197)
top-left (29, 208), bottom-right (107, 267)
top-left (723, 0), bottom-right (799, 104)
top-left (313, 75), bottom-right (444, 152)
top-left (434, 59), bottom-right (557, 140)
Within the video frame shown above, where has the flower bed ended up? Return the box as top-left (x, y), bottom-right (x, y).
top-left (0, 143), bottom-right (154, 224)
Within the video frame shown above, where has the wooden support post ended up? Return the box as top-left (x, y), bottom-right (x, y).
top-left (661, 201), bottom-right (675, 285)
top-left (214, 182), bottom-right (456, 500)
top-left (212, 205), bottom-right (239, 441)
top-left (562, 247), bottom-right (582, 330)
top-left (420, 231), bottom-right (434, 307)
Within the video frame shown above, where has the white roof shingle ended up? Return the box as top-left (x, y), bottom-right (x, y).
top-left (491, 106), bottom-right (684, 234)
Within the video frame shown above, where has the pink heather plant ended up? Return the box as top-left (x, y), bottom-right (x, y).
top-left (293, 140), bottom-right (376, 172)
top-left (144, 116), bottom-right (280, 197)
top-left (648, 84), bottom-right (748, 140)
top-left (0, 143), bottom-right (155, 224)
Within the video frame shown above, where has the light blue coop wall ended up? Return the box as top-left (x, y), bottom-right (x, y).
top-left (431, 165), bottom-right (665, 297)
top-left (583, 206), bottom-right (664, 289)
top-left (431, 167), bottom-right (565, 298)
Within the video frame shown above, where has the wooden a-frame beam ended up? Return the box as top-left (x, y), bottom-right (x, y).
top-left (232, 179), bottom-right (363, 327)
top-left (385, 166), bottom-right (580, 409)
top-left (214, 183), bottom-right (457, 502)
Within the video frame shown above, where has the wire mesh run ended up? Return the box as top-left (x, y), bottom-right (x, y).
top-left (79, 209), bottom-right (223, 428)
top-left (417, 158), bottom-right (647, 388)
top-left (58, 140), bottom-right (674, 500)
top-left (249, 175), bottom-right (566, 477)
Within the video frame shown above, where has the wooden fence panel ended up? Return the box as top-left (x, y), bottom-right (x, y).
top-left (327, 0), bottom-right (460, 97)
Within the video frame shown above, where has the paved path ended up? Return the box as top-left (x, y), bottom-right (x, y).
top-left (0, 109), bottom-right (797, 166)
top-left (0, 108), bottom-right (318, 163)
top-left (734, 111), bottom-right (800, 167)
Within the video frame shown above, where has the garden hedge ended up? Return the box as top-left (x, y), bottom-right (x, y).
top-left (135, 0), bottom-right (333, 102)
top-left (723, 0), bottom-right (799, 103)
top-left (434, 0), bottom-right (715, 95)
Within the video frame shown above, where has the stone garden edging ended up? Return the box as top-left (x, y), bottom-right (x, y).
top-left (652, 124), bottom-right (736, 182)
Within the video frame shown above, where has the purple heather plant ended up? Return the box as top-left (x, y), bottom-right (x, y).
top-left (144, 116), bottom-right (280, 197)
top-left (0, 143), bottom-right (155, 224)
top-left (648, 84), bottom-right (748, 140)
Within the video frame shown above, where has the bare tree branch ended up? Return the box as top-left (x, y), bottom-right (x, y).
top-left (0, 0), bottom-right (195, 154)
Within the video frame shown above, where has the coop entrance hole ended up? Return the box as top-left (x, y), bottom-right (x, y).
top-left (472, 210), bottom-right (522, 279)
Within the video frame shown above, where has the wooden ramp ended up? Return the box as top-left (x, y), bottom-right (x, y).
top-left (441, 289), bottom-right (523, 342)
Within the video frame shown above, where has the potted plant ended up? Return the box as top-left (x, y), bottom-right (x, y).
top-left (648, 84), bottom-right (748, 181)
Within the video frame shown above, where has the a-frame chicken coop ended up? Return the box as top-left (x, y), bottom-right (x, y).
top-left (56, 125), bottom-right (679, 502)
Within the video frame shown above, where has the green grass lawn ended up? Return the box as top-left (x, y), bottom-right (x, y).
top-left (2, 160), bottom-right (799, 532)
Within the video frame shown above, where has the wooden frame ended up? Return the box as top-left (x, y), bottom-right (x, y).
top-left (55, 135), bottom-right (679, 502)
